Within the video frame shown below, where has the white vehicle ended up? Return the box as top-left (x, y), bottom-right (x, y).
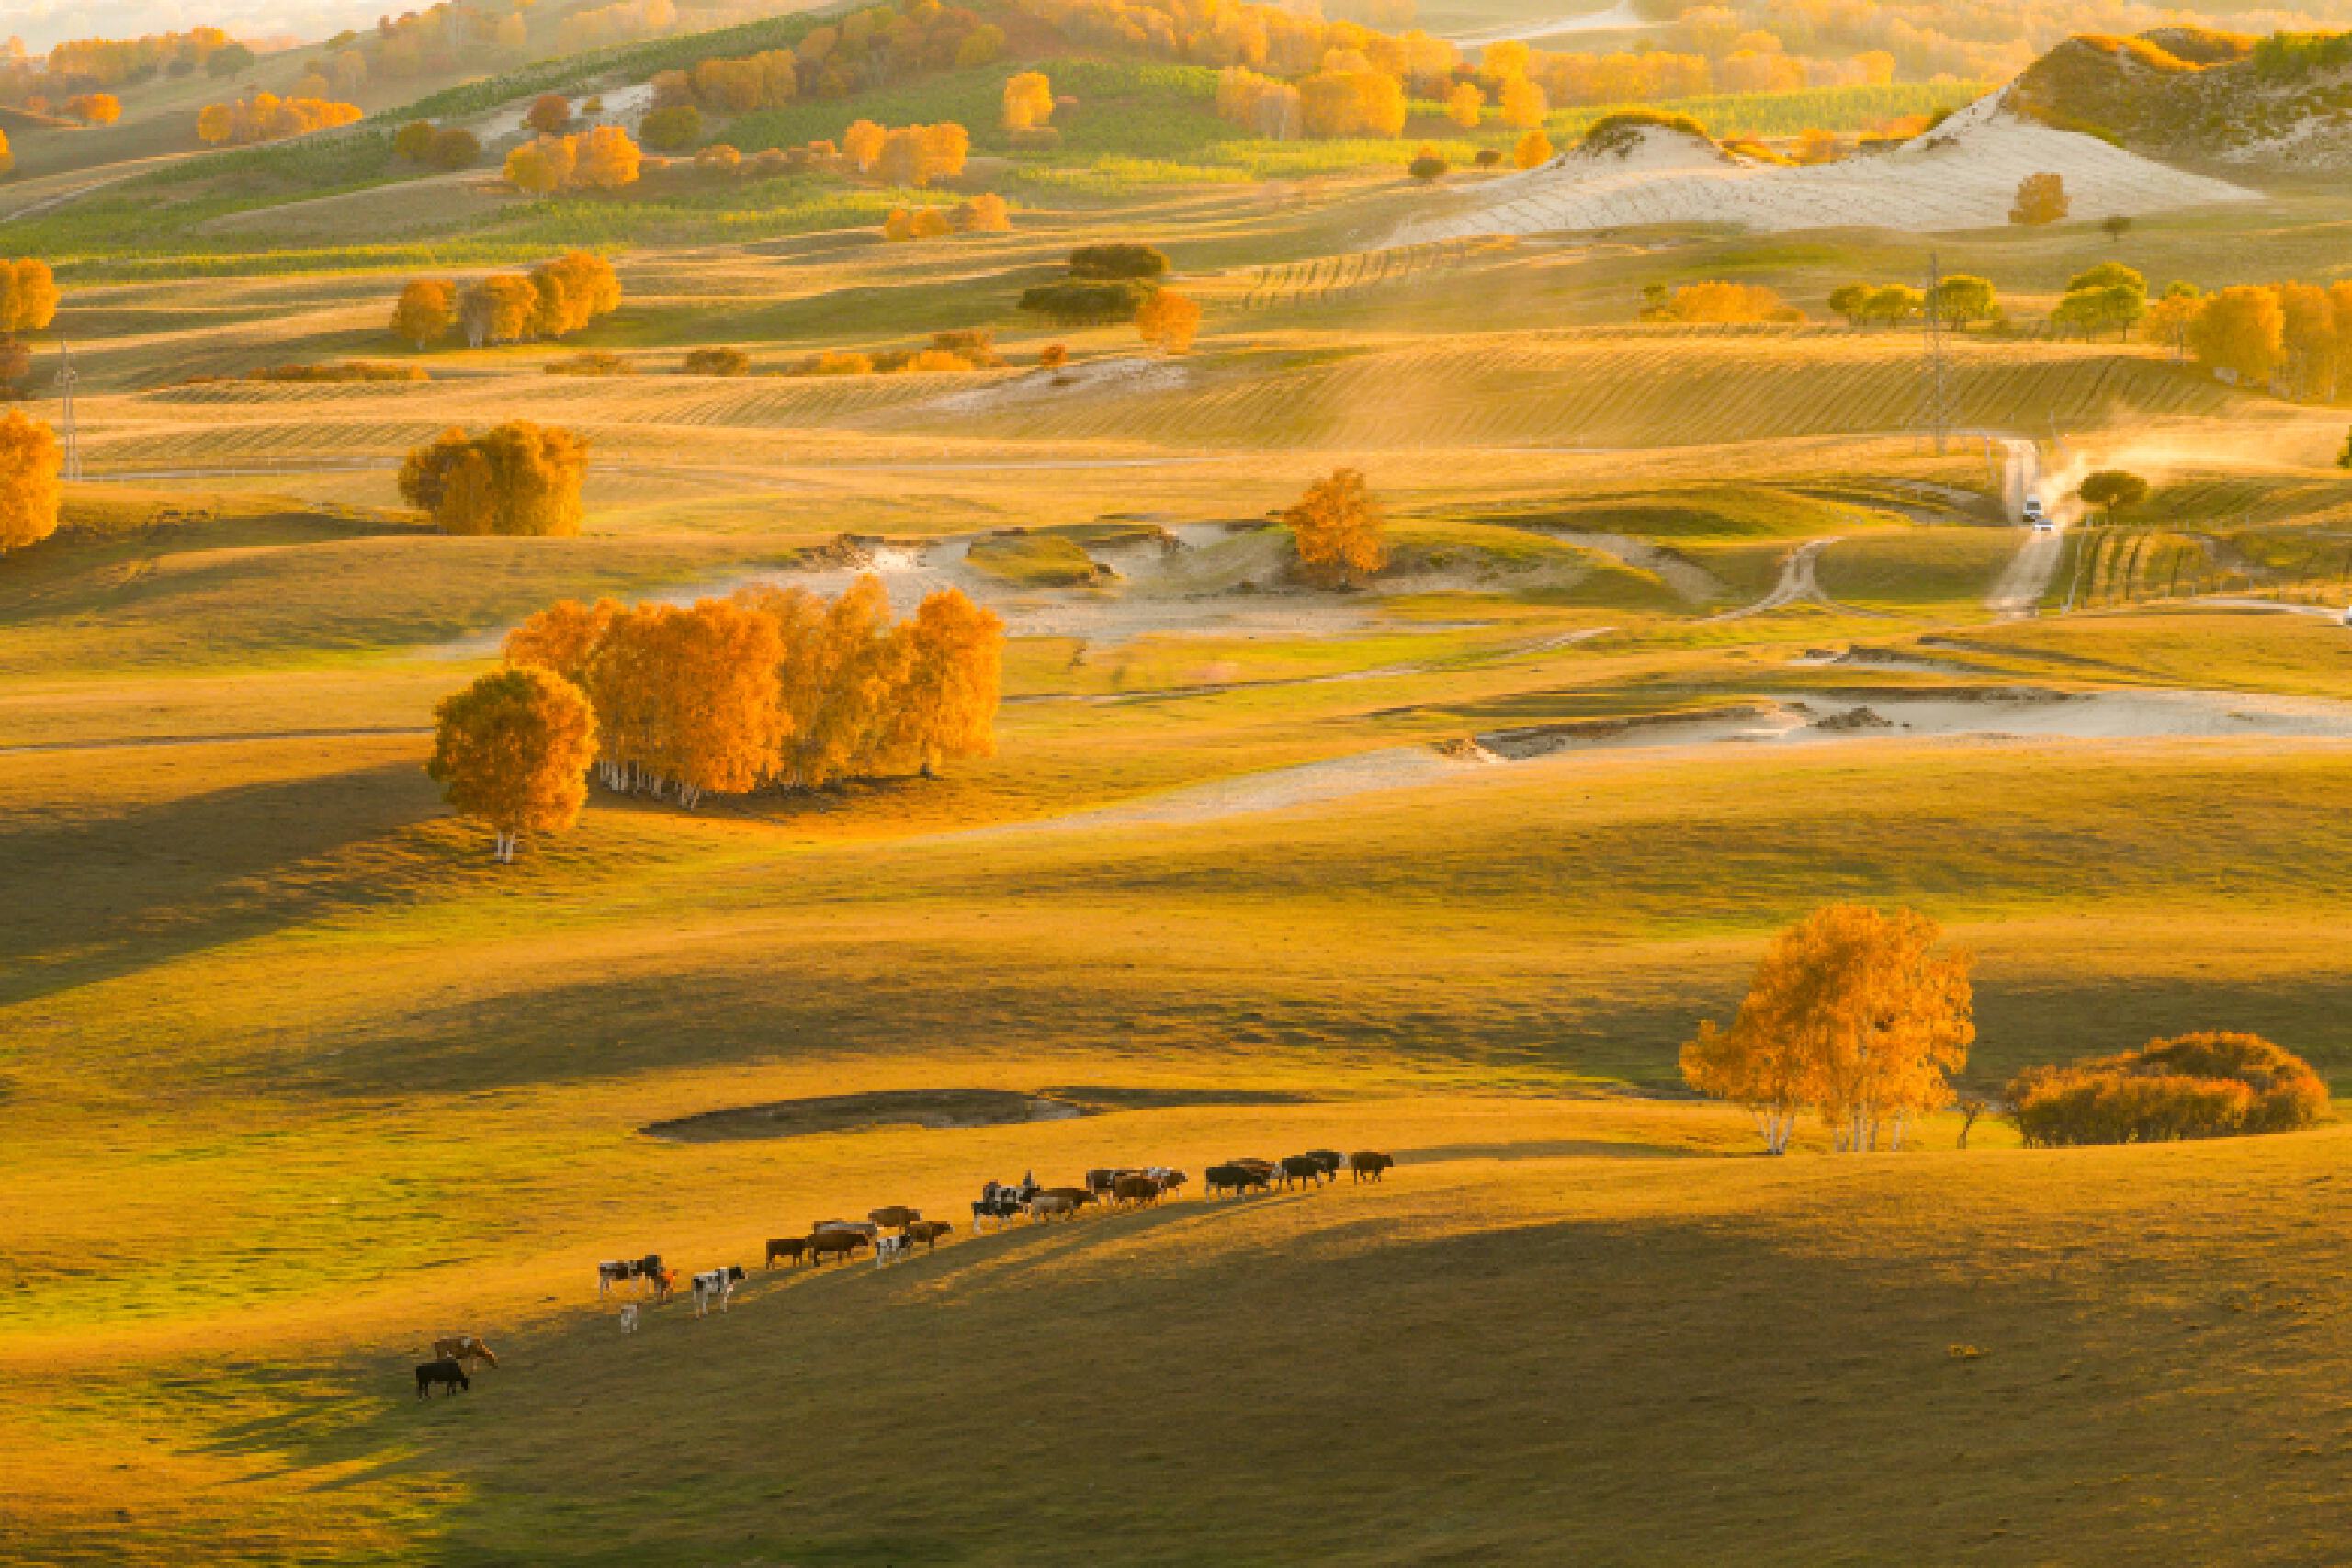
top-left (2020, 496), bottom-right (2047, 525)
top-left (2031, 518), bottom-right (2057, 534)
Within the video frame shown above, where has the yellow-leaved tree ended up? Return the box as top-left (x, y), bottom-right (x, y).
top-left (427, 664), bottom-right (599, 862)
top-left (1283, 466), bottom-right (1386, 586)
top-left (392, 278), bottom-right (457, 349)
top-left (0, 410), bottom-right (62, 554)
top-left (1682, 904), bottom-right (1974, 1154)
top-left (1136, 288), bottom-right (1202, 355)
top-left (882, 588), bottom-right (1005, 775)
top-left (505, 596), bottom-right (619, 685)
top-left (1445, 82), bottom-right (1482, 128)
top-left (399, 421), bottom-right (589, 536)
top-left (1002, 71), bottom-right (1053, 130)
top-left (0, 259), bottom-right (61, 337)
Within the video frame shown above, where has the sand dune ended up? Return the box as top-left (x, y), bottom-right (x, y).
top-left (1391, 96), bottom-right (2256, 243)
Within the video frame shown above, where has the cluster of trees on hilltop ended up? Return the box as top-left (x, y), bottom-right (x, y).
top-left (1827, 274), bottom-right (1999, 329)
top-left (392, 254), bottom-right (622, 350)
top-left (196, 93), bottom-right (362, 146)
top-left (840, 119), bottom-right (970, 186)
top-left (0, 27), bottom-right (251, 113)
top-left (2160, 276), bottom-right (2352, 402)
top-left (392, 118), bottom-right (484, 170)
top-left (431, 578), bottom-right (1004, 859)
top-left (633, 0), bottom-right (1004, 128)
top-left (501, 578), bottom-right (1001, 798)
top-left (399, 422), bottom-right (590, 536)
top-left (503, 124), bottom-right (645, 192)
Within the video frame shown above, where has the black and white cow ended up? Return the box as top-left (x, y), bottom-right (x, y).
top-left (595, 1253), bottom-right (665, 1297)
top-left (875, 1235), bottom-right (914, 1268)
top-left (971, 1178), bottom-right (1040, 1232)
top-left (691, 1265), bottom-right (745, 1317)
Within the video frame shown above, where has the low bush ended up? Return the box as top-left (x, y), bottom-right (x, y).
top-left (796, 349), bottom-right (874, 375)
top-left (1018, 277), bottom-right (1155, 324)
top-left (546, 351), bottom-right (634, 375)
top-left (1583, 109), bottom-right (1713, 156)
top-left (683, 345), bottom-right (750, 375)
top-left (1069, 243), bottom-right (1168, 280)
top-left (2008, 1032), bottom-right (2328, 1146)
top-left (196, 361), bottom-right (430, 384)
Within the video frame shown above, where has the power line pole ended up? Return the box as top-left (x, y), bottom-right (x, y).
top-left (56, 338), bottom-right (80, 481)
top-left (1916, 252), bottom-right (1958, 456)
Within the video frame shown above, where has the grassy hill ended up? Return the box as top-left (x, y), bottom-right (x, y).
top-left (2007, 25), bottom-right (2352, 169)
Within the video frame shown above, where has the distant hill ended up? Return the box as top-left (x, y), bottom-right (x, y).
top-left (2007, 27), bottom-right (2352, 170)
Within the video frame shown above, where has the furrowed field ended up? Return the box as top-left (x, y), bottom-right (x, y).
top-left (14, 2), bottom-right (2352, 1560)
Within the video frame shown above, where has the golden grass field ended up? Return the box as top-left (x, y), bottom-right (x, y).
top-left (16, 82), bottom-right (2352, 1563)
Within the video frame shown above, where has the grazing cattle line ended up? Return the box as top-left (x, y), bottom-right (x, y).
top-left (410, 1148), bottom-right (1393, 1398)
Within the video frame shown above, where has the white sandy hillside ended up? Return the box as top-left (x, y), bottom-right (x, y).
top-left (1390, 94), bottom-right (2256, 243)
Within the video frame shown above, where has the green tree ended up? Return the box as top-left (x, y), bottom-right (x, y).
top-left (1932, 274), bottom-right (1998, 327)
top-left (1864, 284), bottom-right (1922, 327)
top-left (2078, 469), bottom-right (2149, 522)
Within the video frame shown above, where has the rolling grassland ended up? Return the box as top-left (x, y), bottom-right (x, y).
top-left (18, 57), bottom-right (2352, 1562)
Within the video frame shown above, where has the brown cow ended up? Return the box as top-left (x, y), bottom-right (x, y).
top-left (906, 1220), bottom-right (953, 1251)
top-left (1349, 1151), bottom-right (1395, 1183)
top-left (1027, 1192), bottom-right (1082, 1222)
top-left (868, 1205), bottom-right (922, 1233)
top-left (1041, 1186), bottom-right (1098, 1209)
top-left (807, 1230), bottom-right (869, 1266)
top-left (432, 1335), bottom-right (498, 1370)
top-left (765, 1236), bottom-right (809, 1269)
top-left (1112, 1174), bottom-right (1163, 1208)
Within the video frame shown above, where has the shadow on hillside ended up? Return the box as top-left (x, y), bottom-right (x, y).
top-left (0, 754), bottom-right (439, 1009)
top-left (1399, 1138), bottom-right (1695, 1163)
top-left (195, 1156), bottom-right (2342, 1565)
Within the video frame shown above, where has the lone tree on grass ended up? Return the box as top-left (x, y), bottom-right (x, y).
top-left (1135, 289), bottom-right (1201, 355)
top-left (0, 409), bottom-right (62, 554)
top-left (2010, 171), bottom-right (2069, 227)
top-left (2077, 469), bottom-right (2149, 523)
top-left (1681, 904), bottom-right (1974, 1154)
top-left (1408, 147), bottom-right (1448, 184)
top-left (400, 421), bottom-right (590, 536)
top-left (428, 664), bottom-right (598, 863)
top-left (1283, 467), bottom-right (1386, 586)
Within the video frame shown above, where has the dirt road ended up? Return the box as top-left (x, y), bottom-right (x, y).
top-left (1986, 440), bottom-right (2064, 619)
top-left (1709, 537), bottom-right (1840, 621)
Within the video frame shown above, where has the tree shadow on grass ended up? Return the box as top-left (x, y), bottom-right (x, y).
top-left (0, 754), bottom-right (440, 1008)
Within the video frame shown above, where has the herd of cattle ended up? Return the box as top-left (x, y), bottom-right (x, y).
top-left (413, 1145), bottom-right (1394, 1397)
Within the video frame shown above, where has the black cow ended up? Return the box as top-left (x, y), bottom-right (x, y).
top-left (1303, 1149), bottom-right (1344, 1178)
top-left (1276, 1155), bottom-right (1328, 1190)
top-left (1205, 1162), bottom-right (1270, 1198)
top-left (415, 1359), bottom-right (470, 1399)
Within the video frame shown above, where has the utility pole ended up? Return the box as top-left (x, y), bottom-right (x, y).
top-left (1916, 252), bottom-right (1958, 457)
top-left (56, 338), bottom-right (80, 481)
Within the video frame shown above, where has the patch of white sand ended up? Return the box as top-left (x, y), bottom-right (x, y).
top-left (1389, 97), bottom-right (2256, 243)
top-left (465, 80), bottom-right (656, 145)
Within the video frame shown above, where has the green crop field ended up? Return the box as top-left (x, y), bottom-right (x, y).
top-left (13, 0), bottom-right (2352, 1561)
